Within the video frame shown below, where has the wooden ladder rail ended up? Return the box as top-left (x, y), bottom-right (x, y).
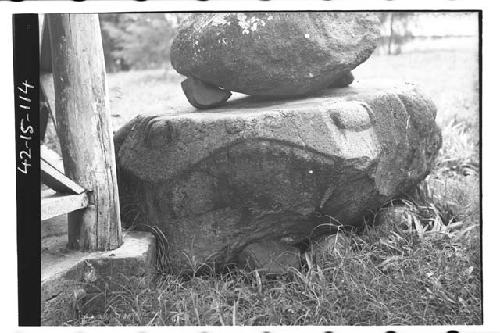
top-left (41, 144), bottom-right (90, 221)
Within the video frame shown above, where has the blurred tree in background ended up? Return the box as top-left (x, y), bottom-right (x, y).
top-left (99, 13), bottom-right (187, 72)
top-left (98, 12), bottom-right (417, 71)
top-left (100, 12), bottom-right (468, 71)
top-left (376, 12), bottom-right (415, 55)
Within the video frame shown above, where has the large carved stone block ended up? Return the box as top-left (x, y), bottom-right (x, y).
top-left (114, 82), bottom-right (441, 273)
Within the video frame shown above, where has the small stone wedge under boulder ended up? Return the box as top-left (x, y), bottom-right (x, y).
top-left (181, 77), bottom-right (232, 109)
top-left (114, 82), bottom-right (441, 273)
top-left (171, 12), bottom-right (380, 103)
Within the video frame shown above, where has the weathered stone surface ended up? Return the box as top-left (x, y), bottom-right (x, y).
top-left (330, 71), bottom-right (355, 88)
top-left (114, 82), bottom-right (441, 273)
top-left (171, 13), bottom-right (380, 96)
top-left (181, 77), bottom-right (232, 109)
top-left (374, 204), bottom-right (419, 229)
top-left (236, 240), bottom-right (302, 274)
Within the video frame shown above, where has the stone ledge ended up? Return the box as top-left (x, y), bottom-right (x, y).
top-left (41, 231), bottom-right (156, 326)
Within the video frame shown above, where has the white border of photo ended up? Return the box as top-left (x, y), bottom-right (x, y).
top-left (0, 1), bottom-right (497, 332)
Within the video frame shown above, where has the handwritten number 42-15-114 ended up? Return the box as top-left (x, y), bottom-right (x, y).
top-left (17, 80), bottom-right (34, 175)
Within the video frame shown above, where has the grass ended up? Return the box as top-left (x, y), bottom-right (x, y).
top-left (65, 47), bottom-right (481, 326)
top-left (67, 210), bottom-right (481, 326)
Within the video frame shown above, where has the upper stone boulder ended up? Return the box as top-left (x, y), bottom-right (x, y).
top-left (170, 12), bottom-right (380, 97)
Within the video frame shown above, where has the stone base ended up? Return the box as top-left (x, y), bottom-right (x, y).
top-left (41, 230), bottom-right (156, 326)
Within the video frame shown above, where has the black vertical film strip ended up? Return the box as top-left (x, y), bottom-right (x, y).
top-left (13, 14), bottom-right (40, 326)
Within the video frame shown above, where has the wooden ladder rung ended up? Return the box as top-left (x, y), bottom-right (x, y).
top-left (41, 145), bottom-right (85, 195)
top-left (41, 189), bottom-right (89, 221)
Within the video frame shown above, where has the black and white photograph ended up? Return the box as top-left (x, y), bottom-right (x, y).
top-left (3, 1), bottom-right (497, 330)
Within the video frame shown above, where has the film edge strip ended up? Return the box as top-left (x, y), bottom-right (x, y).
top-left (14, 13), bottom-right (41, 327)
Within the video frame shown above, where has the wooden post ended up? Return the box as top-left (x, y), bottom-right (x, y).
top-left (40, 16), bottom-right (52, 73)
top-left (40, 15), bottom-right (51, 141)
top-left (47, 14), bottom-right (122, 251)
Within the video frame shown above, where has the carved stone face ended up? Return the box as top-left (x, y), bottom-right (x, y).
top-left (115, 82), bottom-right (441, 273)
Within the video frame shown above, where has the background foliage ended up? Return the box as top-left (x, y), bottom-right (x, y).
top-left (98, 12), bottom-right (476, 72)
top-left (99, 13), bottom-right (187, 72)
